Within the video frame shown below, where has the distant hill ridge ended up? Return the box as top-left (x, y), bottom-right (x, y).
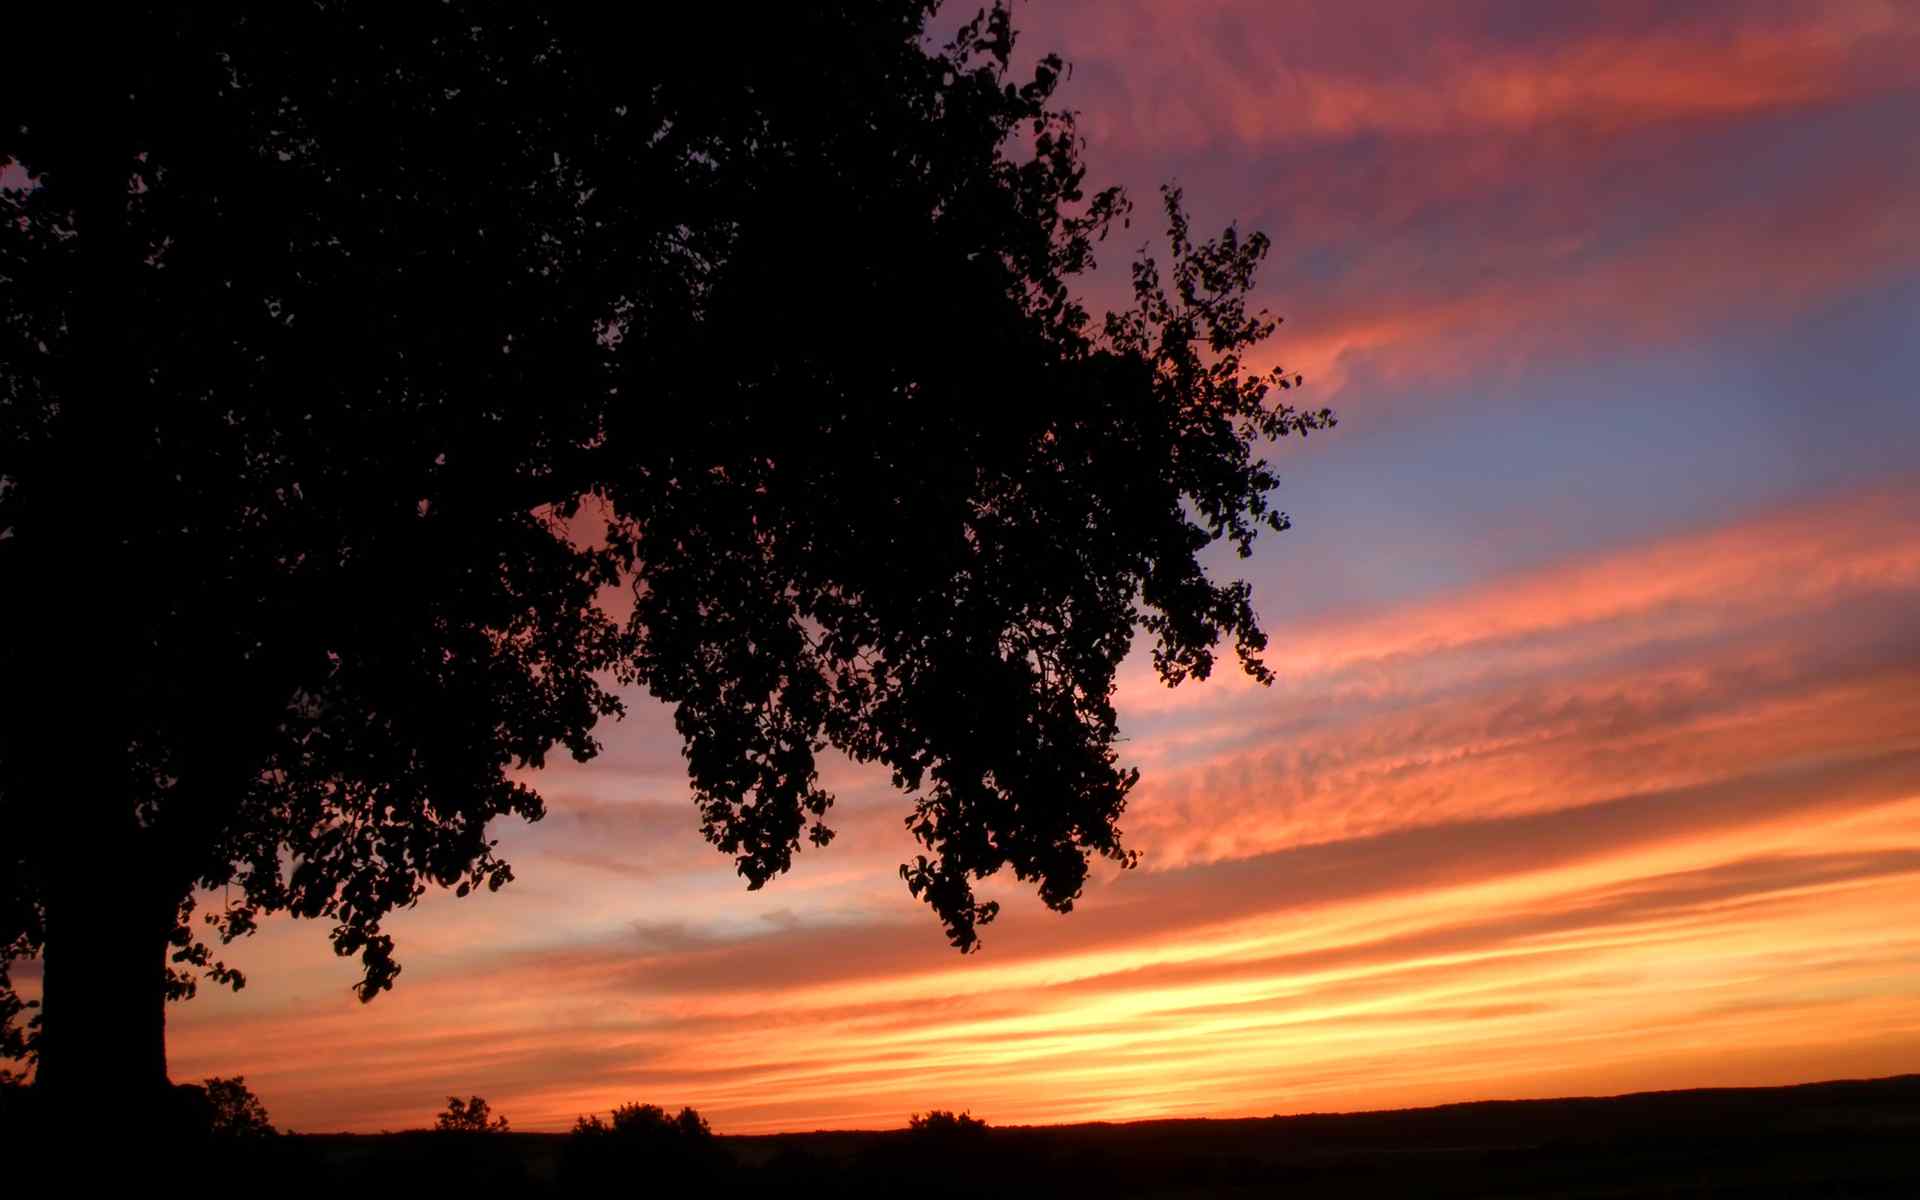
top-left (733, 1073), bottom-right (1920, 1150)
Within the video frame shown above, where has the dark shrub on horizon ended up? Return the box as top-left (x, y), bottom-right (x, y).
top-left (853, 1109), bottom-right (1009, 1198)
top-left (205, 1075), bottom-right (277, 1140)
top-left (908, 1108), bottom-right (990, 1143)
top-left (434, 1094), bottom-right (511, 1134)
top-left (563, 1102), bottom-right (736, 1191)
top-left (322, 1095), bottom-right (528, 1190)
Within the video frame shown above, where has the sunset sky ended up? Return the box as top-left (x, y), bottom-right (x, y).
top-left (166, 0), bottom-right (1920, 1132)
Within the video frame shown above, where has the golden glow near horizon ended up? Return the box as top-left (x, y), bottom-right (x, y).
top-left (52, 0), bottom-right (1919, 1135)
top-left (157, 482), bottom-right (1920, 1132)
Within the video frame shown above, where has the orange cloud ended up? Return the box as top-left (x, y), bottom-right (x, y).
top-left (1022, 2), bottom-right (1920, 404)
top-left (167, 788), bottom-right (1920, 1132)
top-left (1248, 135), bottom-right (1918, 403)
top-left (1115, 485), bottom-right (1920, 863)
top-left (161, 481), bottom-right (1920, 1132)
top-left (149, 5), bottom-right (1920, 1131)
top-left (1030, 0), bottom-right (1918, 150)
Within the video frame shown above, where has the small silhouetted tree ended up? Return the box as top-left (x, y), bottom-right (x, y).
top-left (610, 1102), bottom-right (712, 1143)
top-left (910, 1109), bottom-right (990, 1142)
top-left (909, 1108), bottom-right (993, 1173)
top-left (3, 0), bottom-right (1331, 1113)
top-left (435, 1095), bottom-right (510, 1135)
top-left (204, 1075), bottom-right (276, 1139)
top-left (863, 1108), bottom-right (997, 1196)
top-left (564, 1102), bottom-right (730, 1188)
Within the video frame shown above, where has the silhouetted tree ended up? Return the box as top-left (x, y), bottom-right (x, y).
top-left (598, 1101), bottom-right (713, 1143)
top-left (910, 1108), bottom-right (991, 1142)
top-left (204, 1075), bottom-right (277, 1139)
top-left (565, 1102), bottom-right (732, 1188)
top-left (913, 1109), bottom-right (995, 1188)
top-left (857, 1108), bottom-right (999, 1197)
top-left (435, 1094), bottom-right (510, 1135)
top-left (2, 0), bottom-right (1330, 1112)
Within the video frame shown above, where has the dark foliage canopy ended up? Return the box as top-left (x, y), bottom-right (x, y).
top-left (0, 1), bottom-right (1329, 1080)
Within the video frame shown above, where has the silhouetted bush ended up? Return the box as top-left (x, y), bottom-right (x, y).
top-left (325, 1094), bottom-right (525, 1189)
top-left (205, 1075), bottom-right (277, 1139)
top-left (434, 1093), bottom-right (510, 1134)
top-left (164, 1081), bottom-right (217, 1143)
top-left (909, 1108), bottom-right (990, 1144)
top-left (854, 1109), bottom-right (1002, 1198)
top-left (562, 1102), bottom-right (735, 1191)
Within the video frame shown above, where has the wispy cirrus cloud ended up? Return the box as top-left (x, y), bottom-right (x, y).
top-left (148, 1), bottom-right (1920, 1137)
top-left (1011, 2), bottom-right (1920, 403)
top-left (1024, 0), bottom-right (1916, 150)
top-left (168, 481), bottom-right (1920, 1131)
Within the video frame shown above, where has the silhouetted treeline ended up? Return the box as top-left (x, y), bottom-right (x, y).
top-left (12, 1075), bottom-right (1911, 1197)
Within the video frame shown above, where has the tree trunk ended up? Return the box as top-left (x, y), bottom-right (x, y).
top-left (22, 27), bottom-right (183, 1120)
top-left (33, 875), bottom-right (177, 1109)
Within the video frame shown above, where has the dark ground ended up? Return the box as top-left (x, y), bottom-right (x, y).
top-left (275, 1074), bottom-right (1920, 1197)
